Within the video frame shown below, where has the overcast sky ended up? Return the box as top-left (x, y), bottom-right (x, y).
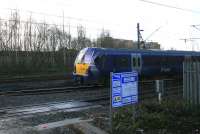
top-left (0, 0), bottom-right (200, 50)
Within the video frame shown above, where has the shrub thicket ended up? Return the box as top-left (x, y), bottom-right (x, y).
top-left (112, 100), bottom-right (200, 134)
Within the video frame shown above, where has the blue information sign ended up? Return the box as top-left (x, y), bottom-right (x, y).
top-left (111, 71), bottom-right (138, 108)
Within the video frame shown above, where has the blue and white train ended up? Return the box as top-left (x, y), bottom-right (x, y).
top-left (73, 47), bottom-right (200, 83)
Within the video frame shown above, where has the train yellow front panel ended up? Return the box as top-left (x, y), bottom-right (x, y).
top-left (76, 63), bottom-right (89, 75)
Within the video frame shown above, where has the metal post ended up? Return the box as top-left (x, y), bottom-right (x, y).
top-left (194, 62), bottom-right (197, 105)
top-left (156, 80), bottom-right (164, 103)
top-left (186, 61), bottom-right (190, 102)
top-left (198, 62), bottom-right (200, 104)
top-left (137, 23), bottom-right (140, 49)
top-left (109, 72), bottom-right (113, 133)
top-left (189, 61), bottom-right (192, 104)
top-left (183, 62), bottom-right (185, 99)
top-left (132, 101), bottom-right (136, 123)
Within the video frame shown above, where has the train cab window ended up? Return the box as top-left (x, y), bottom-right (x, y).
top-left (75, 49), bottom-right (87, 64)
top-left (94, 57), bottom-right (100, 65)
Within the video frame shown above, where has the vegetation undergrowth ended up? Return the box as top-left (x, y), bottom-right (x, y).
top-left (112, 100), bottom-right (200, 134)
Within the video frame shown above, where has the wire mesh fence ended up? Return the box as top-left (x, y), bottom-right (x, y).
top-left (139, 78), bottom-right (183, 102)
top-left (183, 61), bottom-right (200, 105)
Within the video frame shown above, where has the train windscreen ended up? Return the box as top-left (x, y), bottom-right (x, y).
top-left (75, 48), bottom-right (87, 64)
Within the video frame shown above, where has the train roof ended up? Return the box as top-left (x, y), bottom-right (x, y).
top-left (86, 47), bottom-right (200, 56)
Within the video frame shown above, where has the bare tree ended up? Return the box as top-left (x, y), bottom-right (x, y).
top-left (97, 29), bottom-right (114, 48)
top-left (0, 10), bottom-right (108, 75)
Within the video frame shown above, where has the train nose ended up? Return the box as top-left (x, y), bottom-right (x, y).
top-left (75, 63), bottom-right (90, 76)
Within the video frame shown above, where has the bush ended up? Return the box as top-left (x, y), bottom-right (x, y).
top-left (112, 100), bottom-right (200, 134)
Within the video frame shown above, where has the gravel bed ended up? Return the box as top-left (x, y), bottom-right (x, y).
top-left (21, 109), bottom-right (92, 126)
top-left (87, 106), bottom-right (110, 132)
top-left (0, 106), bottom-right (110, 134)
top-left (0, 79), bottom-right (110, 133)
top-left (0, 88), bottom-right (109, 108)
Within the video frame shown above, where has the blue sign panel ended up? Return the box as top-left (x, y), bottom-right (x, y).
top-left (111, 71), bottom-right (138, 108)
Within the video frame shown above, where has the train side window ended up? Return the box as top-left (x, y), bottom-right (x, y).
top-left (132, 56), bottom-right (141, 68)
top-left (132, 57), bottom-right (137, 67)
top-left (101, 55), bottom-right (106, 68)
top-left (115, 56), bottom-right (129, 68)
top-left (94, 55), bottom-right (106, 68)
top-left (121, 57), bottom-right (129, 68)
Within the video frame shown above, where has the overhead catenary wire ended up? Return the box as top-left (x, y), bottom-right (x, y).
top-left (191, 25), bottom-right (200, 32)
top-left (138, 0), bottom-right (200, 49)
top-left (1, 8), bottom-right (122, 27)
top-left (139, 0), bottom-right (200, 14)
top-left (0, 9), bottom-right (123, 35)
top-left (0, 18), bottom-right (122, 38)
top-left (0, 18), bottom-right (105, 32)
top-left (144, 25), bottom-right (163, 41)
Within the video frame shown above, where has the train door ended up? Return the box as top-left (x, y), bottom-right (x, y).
top-left (131, 53), bottom-right (142, 73)
top-left (184, 55), bottom-right (191, 61)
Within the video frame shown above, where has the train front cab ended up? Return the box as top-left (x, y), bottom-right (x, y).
top-left (73, 48), bottom-right (90, 84)
top-left (73, 48), bottom-right (100, 84)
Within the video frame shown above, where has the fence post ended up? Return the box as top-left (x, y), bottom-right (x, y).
top-left (183, 62), bottom-right (185, 99)
top-left (156, 80), bottom-right (164, 103)
top-left (109, 72), bottom-right (113, 133)
top-left (198, 62), bottom-right (200, 104)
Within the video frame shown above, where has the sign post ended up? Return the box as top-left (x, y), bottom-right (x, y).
top-left (110, 71), bottom-right (138, 132)
top-left (109, 72), bottom-right (113, 133)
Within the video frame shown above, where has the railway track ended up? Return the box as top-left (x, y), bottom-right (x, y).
top-left (0, 84), bottom-right (105, 96)
top-left (0, 79), bottom-right (183, 119)
top-left (0, 73), bottom-right (72, 84)
top-left (0, 78), bottom-right (182, 97)
top-left (0, 95), bottom-right (109, 119)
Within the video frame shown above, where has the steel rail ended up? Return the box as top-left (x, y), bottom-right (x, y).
top-left (0, 84), bottom-right (104, 96)
top-left (0, 73), bottom-right (71, 83)
top-left (0, 95), bottom-right (109, 119)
